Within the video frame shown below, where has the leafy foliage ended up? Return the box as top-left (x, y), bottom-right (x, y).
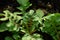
top-left (17, 0), bottom-right (32, 11)
top-left (22, 34), bottom-right (43, 40)
top-left (41, 13), bottom-right (60, 40)
top-left (0, 0), bottom-right (60, 40)
top-left (5, 37), bottom-right (13, 40)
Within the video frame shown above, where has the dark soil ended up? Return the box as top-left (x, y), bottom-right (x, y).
top-left (0, 0), bottom-right (60, 13)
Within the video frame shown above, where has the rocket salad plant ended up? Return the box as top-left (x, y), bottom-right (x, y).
top-left (0, 0), bottom-right (60, 40)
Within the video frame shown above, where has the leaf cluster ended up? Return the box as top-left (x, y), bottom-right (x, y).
top-left (0, 0), bottom-right (60, 40)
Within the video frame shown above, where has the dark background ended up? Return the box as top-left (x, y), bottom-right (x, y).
top-left (0, 0), bottom-right (60, 13)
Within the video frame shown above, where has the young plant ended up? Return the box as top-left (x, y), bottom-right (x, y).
top-left (0, 0), bottom-right (60, 40)
top-left (0, 0), bottom-right (44, 40)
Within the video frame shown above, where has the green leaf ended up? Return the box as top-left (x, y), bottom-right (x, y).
top-left (33, 9), bottom-right (44, 24)
top-left (17, 0), bottom-right (29, 6)
top-left (17, 3), bottom-right (32, 11)
top-left (6, 21), bottom-right (16, 31)
top-left (22, 34), bottom-right (43, 40)
top-left (5, 37), bottom-right (13, 40)
top-left (14, 12), bottom-right (22, 15)
top-left (0, 14), bottom-right (4, 16)
top-left (29, 10), bottom-right (34, 15)
top-left (13, 34), bottom-right (20, 40)
top-left (0, 17), bottom-right (8, 21)
top-left (32, 34), bottom-right (43, 40)
top-left (17, 6), bottom-right (24, 11)
top-left (42, 13), bottom-right (60, 40)
top-left (0, 22), bottom-right (8, 32)
top-left (0, 10), bottom-right (12, 21)
top-left (36, 9), bottom-right (44, 18)
top-left (22, 34), bottom-right (32, 40)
